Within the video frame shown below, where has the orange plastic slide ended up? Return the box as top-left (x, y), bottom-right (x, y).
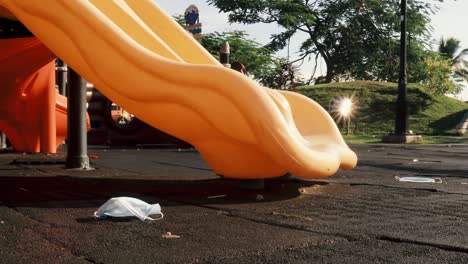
top-left (0, 37), bottom-right (68, 153)
top-left (0, 0), bottom-right (357, 179)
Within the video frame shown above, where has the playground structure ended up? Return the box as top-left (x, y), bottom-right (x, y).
top-left (0, 0), bottom-right (357, 179)
top-left (0, 37), bottom-right (68, 153)
top-left (86, 86), bottom-right (190, 147)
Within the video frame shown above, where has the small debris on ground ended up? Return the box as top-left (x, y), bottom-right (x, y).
top-left (161, 232), bottom-right (180, 239)
top-left (256, 194), bottom-right (264, 201)
top-left (88, 155), bottom-right (99, 159)
top-left (395, 176), bottom-right (442, 183)
top-left (413, 159), bottom-right (419, 162)
top-left (19, 188), bottom-right (29, 192)
top-left (0, 221), bottom-right (4, 224)
top-left (207, 195), bottom-right (227, 199)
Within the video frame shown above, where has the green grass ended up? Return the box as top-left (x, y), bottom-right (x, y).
top-left (420, 136), bottom-right (468, 144)
top-left (343, 135), bottom-right (383, 144)
top-left (296, 80), bottom-right (468, 136)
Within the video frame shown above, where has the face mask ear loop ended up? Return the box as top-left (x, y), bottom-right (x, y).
top-left (94, 211), bottom-right (108, 218)
top-left (435, 178), bottom-right (443, 184)
top-left (147, 213), bottom-right (164, 221)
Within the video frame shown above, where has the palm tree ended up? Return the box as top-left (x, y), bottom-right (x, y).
top-left (438, 37), bottom-right (468, 83)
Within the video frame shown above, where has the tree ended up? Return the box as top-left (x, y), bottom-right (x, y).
top-left (438, 37), bottom-right (468, 84)
top-left (207, 0), bottom-right (442, 83)
top-left (261, 58), bottom-right (305, 89)
top-left (172, 14), bottom-right (186, 26)
top-left (173, 13), bottom-right (299, 88)
top-left (202, 31), bottom-right (300, 88)
top-left (418, 51), bottom-right (462, 95)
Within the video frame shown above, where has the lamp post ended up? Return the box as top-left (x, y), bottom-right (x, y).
top-left (395, 0), bottom-right (408, 136)
top-left (383, 0), bottom-right (421, 143)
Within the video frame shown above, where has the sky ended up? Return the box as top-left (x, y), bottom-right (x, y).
top-left (156, 0), bottom-right (468, 100)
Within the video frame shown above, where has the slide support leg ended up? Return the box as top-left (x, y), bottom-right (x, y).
top-left (40, 62), bottom-right (57, 153)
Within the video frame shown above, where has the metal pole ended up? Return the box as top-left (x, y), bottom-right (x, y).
top-left (56, 59), bottom-right (68, 96)
top-left (395, 0), bottom-right (408, 135)
top-left (220, 41), bottom-right (230, 67)
top-left (0, 132), bottom-right (6, 149)
top-left (66, 68), bottom-right (90, 169)
top-left (347, 117), bottom-right (351, 135)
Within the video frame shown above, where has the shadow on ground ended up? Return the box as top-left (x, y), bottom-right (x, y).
top-left (0, 176), bottom-right (321, 208)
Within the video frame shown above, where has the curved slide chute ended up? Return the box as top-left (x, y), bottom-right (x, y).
top-left (0, 0), bottom-right (357, 179)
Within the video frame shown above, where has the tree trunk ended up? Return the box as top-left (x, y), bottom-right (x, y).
top-left (324, 67), bottom-right (333, 83)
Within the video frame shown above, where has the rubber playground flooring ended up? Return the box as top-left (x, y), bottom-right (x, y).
top-left (0, 144), bottom-right (468, 263)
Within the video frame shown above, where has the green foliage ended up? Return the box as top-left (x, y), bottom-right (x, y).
top-left (207, 0), bottom-right (441, 83)
top-left (419, 52), bottom-right (462, 95)
top-left (172, 12), bottom-right (301, 89)
top-left (438, 37), bottom-right (462, 59)
top-left (172, 14), bottom-right (186, 26)
top-left (296, 81), bottom-right (468, 135)
top-left (408, 39), bottom-right (467, 96)
top-left (261, 58), bottom-right (305, 89)
top-left (201, 31), bottom-right (275, 82)
top-left (201, 30), bottom-right (301, 88)
top-left (438, 37), bottom-right (468, 85)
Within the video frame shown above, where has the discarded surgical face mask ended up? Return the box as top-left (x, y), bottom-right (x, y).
top-left (94, 197), bottom-right (163, 221)
top-left (395, 176), bottom-right (442, 183)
